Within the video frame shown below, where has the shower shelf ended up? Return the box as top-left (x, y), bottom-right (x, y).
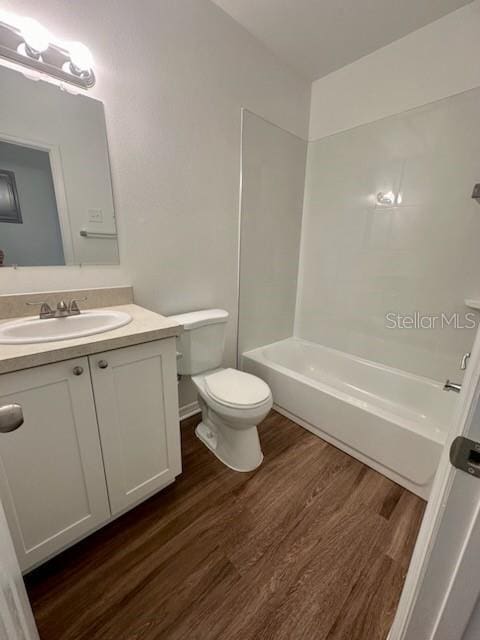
top-left (465, 299), bottom-right (480, 310)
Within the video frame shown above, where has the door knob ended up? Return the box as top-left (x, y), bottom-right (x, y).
top-left (0, 404), bottom-right (24, 433)
top-left (73, 366), bottom-right (84, 376)
top-left (98, 360), bottom-right (108, 369)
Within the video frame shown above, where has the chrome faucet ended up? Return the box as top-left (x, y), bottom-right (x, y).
top-left (461, 352), bottom-right (471, 371)
top-left (444, 380), bottom-right (462, 393)
top-left (26, 297), bottom-right (87, 319)
top-left (443, 353), bottom-right (472, 394)
top-left (54, 300), bottom-right (70, 317)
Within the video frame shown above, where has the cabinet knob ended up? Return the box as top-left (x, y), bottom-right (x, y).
top-left (73, 366), bottom-right (84, 376)
top-left (98, 360), bottom-right (108, 369)
top-left (0, 404), bottom-right (24, 433)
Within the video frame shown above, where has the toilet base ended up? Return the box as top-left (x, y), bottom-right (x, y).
top-left (195, 420), bottom-right (264, 472)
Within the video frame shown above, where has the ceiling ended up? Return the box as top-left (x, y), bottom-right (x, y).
top-left (211, 0), bottom-right (472, 80)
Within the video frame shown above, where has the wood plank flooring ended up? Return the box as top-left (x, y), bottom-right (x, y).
top-left (25, 410), bottom-right (426, 640)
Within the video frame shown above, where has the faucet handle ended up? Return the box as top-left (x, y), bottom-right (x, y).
top-left (461, 352), bottom-right (471, 371)
top-left (26, 301), bottom-right (53, 319)
top-left (68, 297), bottom-right (87, 315)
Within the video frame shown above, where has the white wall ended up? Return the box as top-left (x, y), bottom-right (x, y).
top-left (309, 0), bottom-right (480, 141)
top-left (295, 0), bottom-right (480, 382)
top-left (296, 87), bottom-right (480, 382)
top-left (238, 111), bottom-right (307, 355)
top-left (0, 0), bottom-right (311, 407)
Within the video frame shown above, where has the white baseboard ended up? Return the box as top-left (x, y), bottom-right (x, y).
top-left (179, 401), bottom-right (201, 420)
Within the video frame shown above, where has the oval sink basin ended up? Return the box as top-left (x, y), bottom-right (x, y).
top-left (0, 310), bottom-right (132, 345)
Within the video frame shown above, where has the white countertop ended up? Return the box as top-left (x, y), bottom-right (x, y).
top-left (0, 304), bottom-right (182, 375)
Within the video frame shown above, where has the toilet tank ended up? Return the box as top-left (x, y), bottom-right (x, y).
top-left (170, 309), bottom-right (229, 375)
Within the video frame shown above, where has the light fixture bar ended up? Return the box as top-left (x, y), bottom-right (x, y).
top-left (0, 19), bottom-right (95, 89)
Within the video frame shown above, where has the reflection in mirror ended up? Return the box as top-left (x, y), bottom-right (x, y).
top-left (0, 64), bottom-right (119, 267)
top-left (0, 141), bottom-right (65, 266)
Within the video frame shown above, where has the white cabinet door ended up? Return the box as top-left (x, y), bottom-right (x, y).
top-left (0, 358), bottom-right (110, 572)
top-left (90, 339), bottom-right (181, 515)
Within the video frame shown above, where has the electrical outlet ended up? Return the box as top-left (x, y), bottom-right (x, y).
top-left (472, 184), bottom-right (480, 202)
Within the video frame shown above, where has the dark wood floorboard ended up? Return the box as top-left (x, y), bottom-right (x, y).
top-left (25, 410), bottom-right (426, 640)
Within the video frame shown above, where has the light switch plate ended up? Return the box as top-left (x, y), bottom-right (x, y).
top-left (88, 208), bottom-right (104, 223)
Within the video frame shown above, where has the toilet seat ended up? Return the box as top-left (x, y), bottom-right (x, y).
top-left (204, 368), bottom-right (271, 409)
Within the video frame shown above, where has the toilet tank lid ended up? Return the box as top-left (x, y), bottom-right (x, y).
top-left (169, 309), bottom-right (229, 330)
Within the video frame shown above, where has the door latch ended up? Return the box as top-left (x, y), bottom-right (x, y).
top-left (450, 436), bottom-right (480, 478)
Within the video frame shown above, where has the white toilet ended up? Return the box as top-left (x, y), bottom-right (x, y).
top-left (171, 309), bottom-right (273, 471)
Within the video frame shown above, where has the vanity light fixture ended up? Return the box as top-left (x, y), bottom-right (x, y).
top-left (0, 12), bottom-right (95, 88)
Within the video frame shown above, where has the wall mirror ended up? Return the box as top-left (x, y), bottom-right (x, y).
top-left (0, 65), bottom-right (118, 267)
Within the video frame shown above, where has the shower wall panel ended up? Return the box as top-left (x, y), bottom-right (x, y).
top-left (238, 111), bottom-right (307, 356)
top-left (295, 88), bottom-right (480, 381)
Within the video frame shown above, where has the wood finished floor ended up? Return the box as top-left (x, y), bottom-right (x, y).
top-left (25, 410), bottom-right (426, 640)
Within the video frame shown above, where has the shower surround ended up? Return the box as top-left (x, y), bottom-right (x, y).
top-left (238, 89), bottom-right (480, 497)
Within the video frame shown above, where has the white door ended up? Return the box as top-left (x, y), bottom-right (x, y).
top-left (0, 497), bottom-right (39, 640)
top-left (0, 358), bottom-right (111, 571)
top-left (90, 339), bottom-right (181, 515)
top-left (390, 327), bottom-right (480, 640)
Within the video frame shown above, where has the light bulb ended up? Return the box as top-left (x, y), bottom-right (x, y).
top-left (19, 17), bottom-right (50, 55)
top-left (68, 42), bottom-right (94, 73)
top-left (383, 191), bottom-right (395, 204)
top-left (376, 191), bottom-right (396, 206)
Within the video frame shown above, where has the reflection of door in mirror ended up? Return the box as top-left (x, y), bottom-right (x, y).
top-left (0, 170), bottom-right (22, 224)
top-left (0, 141), bottom-right (65, 267)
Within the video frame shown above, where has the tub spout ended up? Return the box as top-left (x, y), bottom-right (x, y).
top-left (443, 380), bottom-right (462, 393)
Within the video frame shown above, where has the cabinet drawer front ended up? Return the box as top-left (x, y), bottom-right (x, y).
top-left (90, 339), bottom-right (181, 514)
top-left (0, 359), bottom-right (110, 571)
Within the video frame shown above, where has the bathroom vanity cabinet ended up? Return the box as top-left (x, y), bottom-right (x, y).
top-left (0, 338), bottom-right (181, 572)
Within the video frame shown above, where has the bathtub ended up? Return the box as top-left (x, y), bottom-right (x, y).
top-left (242, 337), bottom-right (457, 499)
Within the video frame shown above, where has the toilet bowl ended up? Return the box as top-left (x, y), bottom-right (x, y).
top-left (192, 368), bottom-right (272, 471)
top-left (169, 309), bottom-right (273, 471)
